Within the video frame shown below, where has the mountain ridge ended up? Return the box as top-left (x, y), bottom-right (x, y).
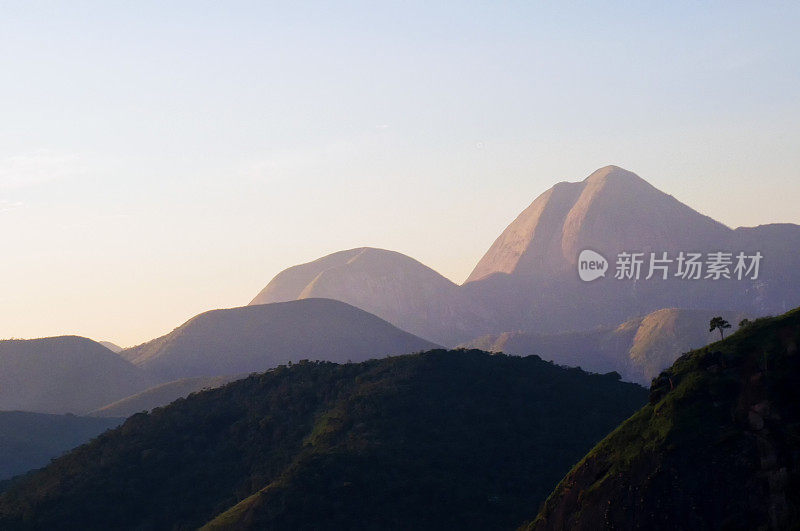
top-left (526, 306), bottom-right (800, 530)
top-left (0, 349), bottom-right (646, 530)
top-left (463, 307), bottom-right (747, 384)
top-left (120, 298), bottom-right (439, 380)
top-left (250, 166), bottom-right (800, 342)
top-left (249, 247), bottom-right (495, 346)
top-left (0, 336), bottom-right (156, 415)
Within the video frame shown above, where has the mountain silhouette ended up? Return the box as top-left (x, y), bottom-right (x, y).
top-left (249, 167), bottom-right (800, 342)
top-left (98, 341), bottom-right (123, 353)
top-left (463, 165), bottom-right (800, 333)
top-left (250, 247), bottom-right (495, 345)
top-left (121, 298), bottom-right (439, 380)
top-left (0, 336), bottom-right (155, 414)
top-left (467, 166), bottom-right (730, 282)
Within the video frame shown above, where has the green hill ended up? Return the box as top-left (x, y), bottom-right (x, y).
top-left (0, 412), bottom-right (122, 481)
top-left (527, 307), bottom-right (800, 530)
top-left (0, 350), bottom-right (645, 530)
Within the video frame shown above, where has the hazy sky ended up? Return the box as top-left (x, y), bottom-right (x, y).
top-left (1, 1), bottom-right (798, 346)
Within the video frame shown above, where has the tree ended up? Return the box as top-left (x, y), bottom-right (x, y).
top-left (739, 318), bottom-right (752, 328)
top-left (709, 316), bottom-right (731, 340)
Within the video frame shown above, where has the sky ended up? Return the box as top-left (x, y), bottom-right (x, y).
top-left (1, 1), bottom-right (798, 346)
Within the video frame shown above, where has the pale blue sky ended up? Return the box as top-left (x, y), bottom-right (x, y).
top-left (1, 1), bottom-right (798, 345)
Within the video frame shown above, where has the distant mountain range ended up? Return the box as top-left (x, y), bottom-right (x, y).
top-left (251, 165), bottom-right (800, 377)
top-left (462, 165), bottom-right (800, 334)
top-left (464, 308), bottom-right (747, 384)
top-left (0, 336), bottom-right (156, 415)
top-left (120, 298), bottom-right (438, 380)
top-left (527, 307), bottom-right (800, 530)
top-left (0, 350), bottom-right (646, 530)
top-left (6, 309), bottom-right (799, 529)
top-left (0, 300), bottom-right (436, 418)
top-left (249, 247), bottom-right (495, 346)
top-left (2, 164), bottom-right (798, 528)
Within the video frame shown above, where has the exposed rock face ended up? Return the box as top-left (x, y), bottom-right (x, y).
top-left (250, 248), bottom-right (495, 346)
top-left (120, 298), bottom-right (439, 380)
top-left (463, 166), bottom-right (800, 334)
top-left (467, 166), bottom-right (729, 282)
top-left (249, 166), bottom-right (800, 343)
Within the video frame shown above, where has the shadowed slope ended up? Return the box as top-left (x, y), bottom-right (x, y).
top-left (0, 412), bottom-right (122, 481)
top-left (90, 375), bottom-right (241, 418)
top-left (121, 298), bottom-right (439, 380)
top-left (465, 308), bottom-right (746, 384)
top-left (0, 336), bottom-right (155, 414)
top-left (0, 350), bottom-right (645, 531)
top-left (527, 307), bottom-right (800, 530)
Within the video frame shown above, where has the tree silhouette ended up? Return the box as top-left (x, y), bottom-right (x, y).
top-left (709, 316), bottom-right (731, 340)
top-left (739, 318), bottom-right (752, 329)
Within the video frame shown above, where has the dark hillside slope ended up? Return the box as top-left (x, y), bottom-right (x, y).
top-left (120, 298), bottom-right (438, 380)
top-left (0, 350), bottom-right (645, 531)
top-left (89, 375), bottom-right (240, 418)
top-left (527, 307), bottom-right (800, 530)
top-left (0, 412), bottom-right (121, 481)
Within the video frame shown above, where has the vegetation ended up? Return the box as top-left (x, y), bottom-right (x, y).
top-left (709, 315), bottom-right (731, 340)
top-left (527, 306), bottom-right (800, 530)
top-left (89, 375), bottom-right (240, 418)
top-left (0, 349), bottom-right (645, 530)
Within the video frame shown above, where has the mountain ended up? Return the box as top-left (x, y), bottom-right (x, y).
top-left (90, 375), bottom-right (241, 418)
top-left (248, 167), bottom-right (800, 343)
top-left (526, 306), bottom-right (800, 530)
top-left (249, 247), bottom-right (495, 346)
top-left (0, 336), bottom-right (156, 414)
top-left (0, 350), bottom-right (646, 530)
top-left (467, 166), bottom-right (730, 282)
top-left (463, 165), bottom-right (800, 333)
top-left (0, 411), bottom-right (122, 481)
top-left (98, 341), bottom-right (123, 353)
top-left (120, 298), bottom-right (439, 380)
top-left (465, 308), bottom-right (746, 384)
